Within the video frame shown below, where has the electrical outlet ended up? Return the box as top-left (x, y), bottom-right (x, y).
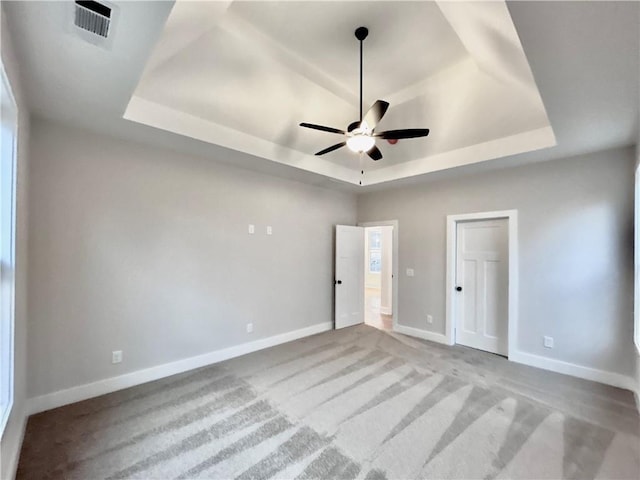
top-left (406, 268), bottom-right (415, 277)
top-left (543, 336), bottom-right (554, 348)
top-left (248, 224), bottom-right (255, 234)
top-left (246, 323), bottom-right (254, 333)
top-left (112, 350), bottom-right (123, 364)
top-left (427, 315), bottom-right (433, 324)
top-left (266, 226), bottom-right (273, 235)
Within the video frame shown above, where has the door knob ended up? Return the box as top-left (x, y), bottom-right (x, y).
top-left (335, 280), bottom-right (342, 285)
top-left (455, 286), bottom-right (462, 292)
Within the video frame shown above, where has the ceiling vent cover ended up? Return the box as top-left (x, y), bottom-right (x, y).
top-left (74, 1), bottom-right (111, 38)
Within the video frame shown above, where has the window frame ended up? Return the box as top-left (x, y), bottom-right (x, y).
top-left (635, 160), bottom-right (640, 354)
top-left (368, 229), bottom-right (382, 274)
top-left (368, 249), bottom-right (381, 274)
top-left (0, 59), bottom-right (18, 436)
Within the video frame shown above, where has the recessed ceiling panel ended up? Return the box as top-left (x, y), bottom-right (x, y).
top-left (228, 1), bottom-right (469, 98)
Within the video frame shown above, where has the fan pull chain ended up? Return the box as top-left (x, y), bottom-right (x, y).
top-left (359, 152), bottom-right (365, 185)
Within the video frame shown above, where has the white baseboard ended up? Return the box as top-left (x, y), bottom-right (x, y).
top-left (380, 306), bottom-right (392, 315)
top-left (394, 324), bottom-right (451, 346)
top-left (634, 349), bottom-right (640, 414)
top-left (27, 322), bottom-right (333, 415)
top-left (1, 404), bottom-right (27, 480)
top-left (394, 325), bottom-right (637, 393)
top-left (510, 350), bottom-right (636, 392)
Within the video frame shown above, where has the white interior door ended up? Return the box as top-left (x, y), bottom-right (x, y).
top-left (454, 219), bottom-right (508, 355)
top-left (335, 225), bottom-right (364, 329)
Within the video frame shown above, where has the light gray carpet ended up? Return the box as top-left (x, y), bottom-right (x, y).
top-left (17, 325), bottom-right (640, 479)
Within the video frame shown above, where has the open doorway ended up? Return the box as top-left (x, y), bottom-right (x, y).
top-left (334, 221), bottom-right (398, 331)
top-left (363, 225), bottom-right (394, 331)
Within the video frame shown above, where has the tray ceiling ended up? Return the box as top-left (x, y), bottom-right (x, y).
top-left (125, 0), bottom-right (555, 186)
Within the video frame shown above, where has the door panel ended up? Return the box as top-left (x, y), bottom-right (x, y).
top-left (335, 225), bottom-right (364, 329)
top-left (455, 219), bottom-right (508, 355)
top-left (484, 260), bottom-right (501, 338)
top-left (462, 259), bottom-right (477, 334)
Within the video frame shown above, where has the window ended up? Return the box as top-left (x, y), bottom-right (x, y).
top-left (368, 229), bottom-right (381, 273)
top-left (0, 62), bottom-right (17, 435)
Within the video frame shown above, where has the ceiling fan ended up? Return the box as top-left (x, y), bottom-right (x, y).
top-left (299, 26), bottom-right (430, 161)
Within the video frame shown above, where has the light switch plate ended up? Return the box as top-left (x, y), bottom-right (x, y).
top-left (406, 268), bottom-right (414, 277)
top-left (248, 224), bottom-right (255, 234)
top-left (266, 226), bottom-right (272, 235)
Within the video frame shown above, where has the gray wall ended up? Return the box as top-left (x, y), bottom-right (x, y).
top-left (27, 119), bottom-right (356, 398)
top-left (0, 9), bottom-right (30, 480)
top-left (358, 147), bottom-right (636, 377)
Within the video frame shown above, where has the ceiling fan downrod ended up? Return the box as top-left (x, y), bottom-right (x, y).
top-left (355, 26), bottom-right (368, 123)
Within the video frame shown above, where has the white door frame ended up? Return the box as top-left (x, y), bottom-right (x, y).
top-left (445, 210), bottom-right (518, 359)
top-left (358, 220), bottom-right (399, 330)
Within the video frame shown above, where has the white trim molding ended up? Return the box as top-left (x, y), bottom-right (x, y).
top-left (1, 404), bottom-right (27, 480)
top-left (395, 324), bottom-right (449, 346)
top-left (510, 350), bottom-right (637, 392)
top-left (634, 163), bottom-right (639, 356)
top-left (28, 322), bottom-right (332, 415)
top-left (445, 210), bottom-right (519, 357)
top-left (0, 59), bottom-right (18, 439)
top-left (635, 349), bottom-right (640, 413)
top-left (125, 97), bottom-right (359, 185)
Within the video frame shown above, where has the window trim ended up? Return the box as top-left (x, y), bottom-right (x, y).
top-left (0, 59), bottom-right (18, 437)
top-left (635, 160), bottom-right (640, 355)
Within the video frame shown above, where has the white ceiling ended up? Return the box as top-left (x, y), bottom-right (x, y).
top-left (3, 1), bottom-right (638, 191)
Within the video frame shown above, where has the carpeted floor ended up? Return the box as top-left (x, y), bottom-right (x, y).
top-left (17, 325), bottom-right (640, 479)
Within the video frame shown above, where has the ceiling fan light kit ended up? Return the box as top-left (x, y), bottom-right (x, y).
top-left (299, 26), bottom-right (430, 166)
top-left (346, 133), bottom-right (375, 153)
